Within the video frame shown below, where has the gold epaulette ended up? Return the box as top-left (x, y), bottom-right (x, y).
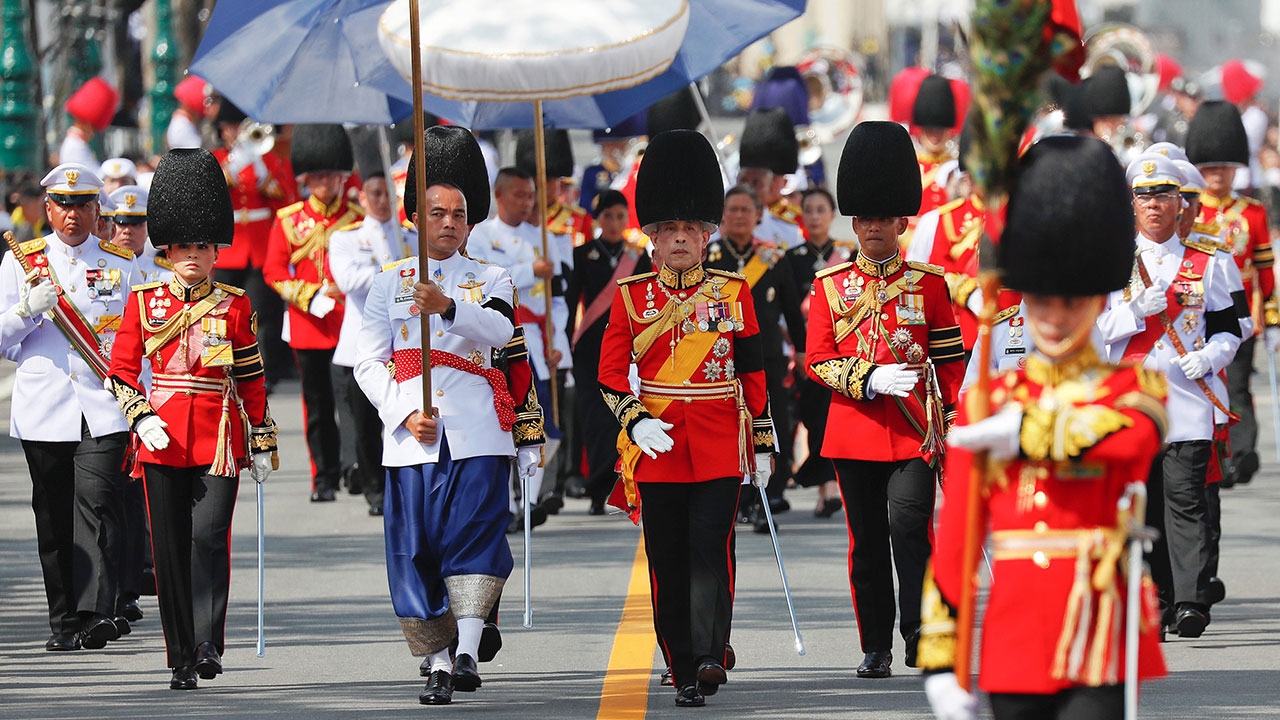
top-left (1181, 237), bottom-right (1220, 255)
top-left (401, 219), bottom-right (415, 230)
top-left (383, 257), bottom-right (414, 272)
top-left (463, 251), bottom-right (490, 265)
top-left (131, 281), bottom-right (164, 293)
top-left (155, 255), bottom-right (174, 271)
top-left (935, 196), bottom-right (967, 216)
top-left (344, 219), bottom-right (365, 230)
top-left (18, 238), bottom-right (46, 255)
top-left (616, 271), bottom-right (657, 286)
top-left (99, 239), bottom-right (133, 260)
top-left (706, 267), bottom-right (745, 281)
top-left (568, 204), bottom-right (588, 219)
top-left (276, 201), bottom-right (304, 219)
top-left (1241, 194), bottom-right (1264, 207)
top-left (213, 281), bottom-right (246, 297)
top-left (993, 305), bottom-right (1021, 325)
top-left (907, 260), bottom-right (946, 276)
top-left (815, 261), bottom-right (852, 279)
top-left (771, 204), bottom-right (801, 224)
top-left (1192, 221), bottom-right (1221, 236)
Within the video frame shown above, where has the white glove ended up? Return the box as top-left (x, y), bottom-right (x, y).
top-left (308, 293), bottom-right (336, 318)
top-left (517, 445), bottom-right (541, 480)
top-left (1171, 350), bottom-right (1212, 380)
top-left (924, 672), bottom-right (978, 720)
top-left (868, 363), bottom-right (920, 398)
top-left (250, 452), bottom-right (273, 484)
top-left (1266, 326), bottom-right (1280, 353)
top-left (18, 279), bottom-right (58, 318)
top-left (135, 415), bottom-right (171, 452)
top-left (631, 418), bottom-right (674, 459)
top-left (964, 286), bottom-right (984, 315)
top-left (1131, 285), bottom-right (1167, 319)
top-left (225, 148), bottom-right (250, 177)
top-left (251, 156), bottom-right (269, 186)
top-left (751, 452), bottom-right (773, 488)
top-left (946, 404), bottom-right (1023, 461)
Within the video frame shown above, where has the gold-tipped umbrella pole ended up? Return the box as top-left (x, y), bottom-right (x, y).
top-left (532, 101), bottom-right (559, 425)
top-left (409, 0), bottom-right (431, 407)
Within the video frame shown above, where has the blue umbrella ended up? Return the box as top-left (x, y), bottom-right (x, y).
top-left (190, 0), bottom-right (806, 129)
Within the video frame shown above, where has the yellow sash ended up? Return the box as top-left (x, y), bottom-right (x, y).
top-left (142, 291), bottom-right (228, 359)
top-left (742, 253), bottom-right (770, 289)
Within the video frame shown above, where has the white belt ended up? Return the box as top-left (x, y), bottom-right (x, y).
top-left (234, 207), bottom-right (273, 224)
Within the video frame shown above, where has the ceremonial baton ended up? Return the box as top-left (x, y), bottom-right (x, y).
top-left (256, 480), bottom-right (266, 657)
top-left (756, 482), bottom-right (805, 655)
top-left (523, 471), bottom-right (533, 628)
top-left (1121, 485), bottom-right (1158, 720)
top-left (1268, 351), bottom-right (1280, 463)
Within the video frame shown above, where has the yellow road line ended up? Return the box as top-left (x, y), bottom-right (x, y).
top-left (596, 535), bottom-right (656, 720)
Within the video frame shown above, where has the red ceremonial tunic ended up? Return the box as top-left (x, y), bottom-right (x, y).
top-left (923, 195), bottom-right (984, 349)
top-left (211, 147), bottom-right (297, 271)
top-left (108, 277), bottom-right (271, 469)
top-left (805, 253), bottom-right (964, 464)
top-left (598, 264), bottom-right (772, 485)
top-left (926, 350), bottom-right (1168, 694)
top-left (1197, 193), bottom-right (1277, 327)
top-left (262, 195), bottom-right (362, 350)
top-left (917, 149), bottom-right (953, 219)
top-left (546, 200), bottom-right (594, 247)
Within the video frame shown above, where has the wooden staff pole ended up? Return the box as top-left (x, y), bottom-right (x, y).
top-left (532, 101), bottom-right (559, 424)
top-left (408, 0), bottom-right (431, 407)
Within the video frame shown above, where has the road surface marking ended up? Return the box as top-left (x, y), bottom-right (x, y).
top-left (597, 534), bottom-right (655, 720)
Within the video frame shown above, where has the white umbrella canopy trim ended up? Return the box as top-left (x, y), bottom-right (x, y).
top-left (378, 0), bottom-right (690, 101)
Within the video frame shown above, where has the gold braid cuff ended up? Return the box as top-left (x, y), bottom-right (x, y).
top-left (602, 386), bottom-right (654, 434)
top-left (809, 357), bottom-right (875, 400)
top-left (250, 404), bottom-right (279, 456)
top-left (443, 574), bottom-right (506, 619)
top-left (399, 613), bottom-right (457, 657)
top-left (752, 415), bottom-right (775, 454)
top-left (110, 377), bottom-right (156, 429)
top-left (513, 383), bottom-right (546, 447)
top-left (917, 564), bottom-right (958, 671)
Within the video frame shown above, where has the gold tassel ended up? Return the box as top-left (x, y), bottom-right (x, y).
top-left (615, 429), bottom-right (642, 510)
top-left (209, 381), bottom-right (237, 477)
top-left (735, 381), bottom-right (753, 474)
top-left (1051, 534), bottom-right (1094, 681)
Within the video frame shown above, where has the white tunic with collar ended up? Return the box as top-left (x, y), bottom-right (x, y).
top-left (0, 233), bottom-right (138, 440)
top-left (330, 217), bottom-right (415, 367)
top-left (354, 251), bottom-right (516, 467)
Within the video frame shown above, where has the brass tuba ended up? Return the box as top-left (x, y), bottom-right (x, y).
top-left (1082, 23), bottom-right (1158, 163)
top-left (235, 120), bottom-right (276, 157)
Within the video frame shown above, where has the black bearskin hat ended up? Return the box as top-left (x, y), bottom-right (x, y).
top-left (837, 121), bottom-right (921, 217)
top-left (515, 129), bottom-right (574, 179)
top-left (147, 148), bottom-right (235, 247)
top-left (912, 74), bottom-right (956, 129)
top-left (646, 89), bottom-right (701, 136)
top-left (290, 124), bottom-right (355, 175)
top-left (403, 125), bottom-right (491, 226)
top-left (635, 130), bottom-right (723, 230)
top-left (739, 107), bottom-right (798, 176)
top-left (1083, 65), bottom-right (1131, 117)
top-left (1186, 101), bottom-right (1249, 167)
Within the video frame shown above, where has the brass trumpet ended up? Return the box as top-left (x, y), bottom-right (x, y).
top-left (235, 120), bottom-right (276, 157)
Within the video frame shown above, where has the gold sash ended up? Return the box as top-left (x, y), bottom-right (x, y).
top-left (742, 253), bottom-right (770, 289)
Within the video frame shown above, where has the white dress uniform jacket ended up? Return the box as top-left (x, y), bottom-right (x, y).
top-left (1098, 233), bottom-right (1244, 442)
top-left (756, 211), bottom-right (803, 250)
top-left (330, 217), bottom-right (415, 367)
top-left (354, 251), bottom-right (516, 467)
top-left (135, 244), bottom-right (174, 285)
top-left (0, 233), bottom-right (138, 440)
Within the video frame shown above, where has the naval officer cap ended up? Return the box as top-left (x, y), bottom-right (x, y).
top-left (1126, 152), bottom-right (1183, 195)
top-left (42, 163), bottom-right (104, 205)
top-left (148, 148), bottom-right (235, 247)
top-left (98, 190), bottom-right (118, 218)
top-left (99, 157), bottom-right (138, 182)
top-left (1171, 159), bottom-right (1207, 196)
top-left (109, 185), bottom-right (149, 225)
top-left (1146, 142), bottom-right (1189, 163)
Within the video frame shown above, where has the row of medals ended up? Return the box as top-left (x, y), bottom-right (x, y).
top-left (646, 281), bottom-right (743, 334)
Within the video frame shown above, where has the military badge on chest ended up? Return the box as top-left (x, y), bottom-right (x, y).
top-left (1174, 277), bottom-right (1204, 310)
top-left (148, 289), bottom-right (172, 321)
top-left (895, 270), bottom-right (925, 325)
top-left (458, 272), bottom-right (486, 303)
top-left (395, 266), bottom-right (416, 304)
top-left (85, 267), bottom-right (122, 300)
top-left (201, 317), bottom-right (233, 367)
top-left (841, 274), bottom-right (865, 302)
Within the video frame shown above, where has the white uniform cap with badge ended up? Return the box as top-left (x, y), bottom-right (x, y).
top-left (99, 157), bottom-right (138, 182)
top-left (1145, 142), bottom-right (1189, 163)
top-left (1125, 152), bottom-right (1184, 195)
top-left (1171, 159), bottom-right (1207, 195)
top-left (108, 185), bottom-right (149, 225)
top-left (41, 163), bottom-right (104, 205)
top-left (98, 189), bottom-right (118, 218)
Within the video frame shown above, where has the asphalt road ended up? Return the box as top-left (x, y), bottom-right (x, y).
top-left (1, 362), bottom-right (1278, 719)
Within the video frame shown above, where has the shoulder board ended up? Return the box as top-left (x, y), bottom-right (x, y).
top-left (706, 268), bottom-right (746, 280)
top-left (401, 219), bottom-right (415, 230)
top-left (131, 281), bottom-right (164, 293)
top-left (1181, 237), bottom-right (1219, 255)
top-left (569, 205), bottom-right (588, 218)
top-left (345, 201), bottom-right (366, 217)
top-left (99, 240), bottom-right (133, 260)
top-left (155, 256), bottom-right (174, 271)
top-left (617, 271), bottom-right (657, 285)
top-left (213, 282), bottom-right (246, 296)
top-left (383, 257), bottom-right (414, 272)
top-left (993, 305), bottom-right (1021, 325)
top-left (344, 219), bottom-right (365, 230)
top-left (906, 260), bottom-right (946, 276)
top-left (461, 250), bottom-right (490, 265)
top-left (276, 201), bottom-right (305, 219)
top-left (18, 237), bottom-right (46, 255)
top-left (936, 197), bottom-right (967, 215)
top-left (1241, 195), bottom-right (1264, 207)
top-left (1192, 221), bottom-right (1220, 236)
top-left (815, 261), bottom-right (852, 279)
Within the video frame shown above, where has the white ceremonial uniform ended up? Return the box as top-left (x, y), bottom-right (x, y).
top-left (330, 217), bottom-right (415, 367)
top-left (756, 211), bottom-right (803, 250)
top-left (0, 233), bottom-right (138, 440)
top-left (960, 302), bottom-right (1108, 390)
top-left (466, 218), bottom-right (566, 380)
top-left (1098, 234), bottom-right (1243, 442)
top-left (58, 130), bottom-right (98, 169)
top-left (134, 244), bottom-right (173, 285)
top-left (354, 252), bottom-right (517, 467)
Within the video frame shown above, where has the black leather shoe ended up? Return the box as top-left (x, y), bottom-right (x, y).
top-left (45, 631), bottom-right (80, 651)
top-left (1175, 605), bottom-right (1209, 638)
top-left (904, 630), bottom-right (920, 668)
top-left (80, 616), bottom-right (120, 649)
top-left (768, 497), bottom-right (791, 514)
top-left (419, 669), bottom-right (453, 705)
top-left (661, 668), bottom-right (674, 686)
top-left (539, 495), bottom-right (564, 515)
top-left (452, 653), bottom-right (482, 692)
top-left (529, 504), bottom-right (549, 529)
top-left (1207, 577), bottom-right (1226, 606)
top-left (113, 616), bottom-right (131, 636)
top-left (1235, 451), bottom-right (1260, 485)
top-left (588, 500), bottom-right (606, 516)
top-left (170, 666), bottom-right (198, 690)
top-left (419, 657), bottom-right (433, 678)
top-left (695, 659), bottom-right (726, 696)
top-left (723, 643), bottom-right (736, 670)
top-left (815, 497), bottom-right (843, 518)
top-left (856, 650), bottom-right (892, 678)
top-left (120, 599), bottom-right (143, 622)
top-left (752, 513), bottom-right (775, 534)
top-left (369, 504), bottom-right (384, 516)
top-left (311, 488), bottom-right (337, 502)
top-left (195, 641), bottom-right (223, 679)
top-left (675, 684), bottom-right (705, 707)
top-left (478, 622), bottom-right (502, 662)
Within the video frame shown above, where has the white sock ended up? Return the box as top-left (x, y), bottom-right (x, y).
top-left (428, 648), bottom-right (452, 674)
top-left (456, 616), bottom-right (483, 660)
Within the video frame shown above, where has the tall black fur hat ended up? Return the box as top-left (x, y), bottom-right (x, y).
top-left (391, 112), bottom-right (441, 146)
top-left (837, 121), bottom-right (921, 217)
top-left (912, 74), bottom-right (956, 129)
top-left (290, 124), bottom-right (354, 175)
top-left (635, 130), bottom-right (723, 230)
top-left (647, 88), bottom-right (701, 136)
top-left (214, 100), bottom-right (247, 127)
top-left (147, 148), bottom-right (234, 247)
top-left (1083, 65), bottom-right (1131, 117)
top-left (739, 107), bottom-right (798, 176)
top-left (999, 134), bottom-right (1134, 295)
top-left (1186, 100), bottom-right (1249, 166)
top-left (515, 129), bottom-right (574, 179)
top-left (403, 125), bottom-right (491, 225)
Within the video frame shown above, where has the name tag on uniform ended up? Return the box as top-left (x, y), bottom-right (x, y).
top-left (394, 268), bottom-right (416, 304)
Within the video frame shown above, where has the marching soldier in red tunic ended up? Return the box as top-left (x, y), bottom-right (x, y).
top-left (1188, 101), bottom-right (1280, 487)
top-left (911, 76), bottom-right (960, 227)
top-left (805, 121), bottom-right (964, 679)
top-left (263, 124), bottom-right (363, 502)
top-left (599, 130), bottom-right (774, 708)
top-left (920, 134), bottom-right (1167, 720)
top-left (736, 108), bottom-right (804, 249)
top-left (108, 149), bottom-right (278, 690)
